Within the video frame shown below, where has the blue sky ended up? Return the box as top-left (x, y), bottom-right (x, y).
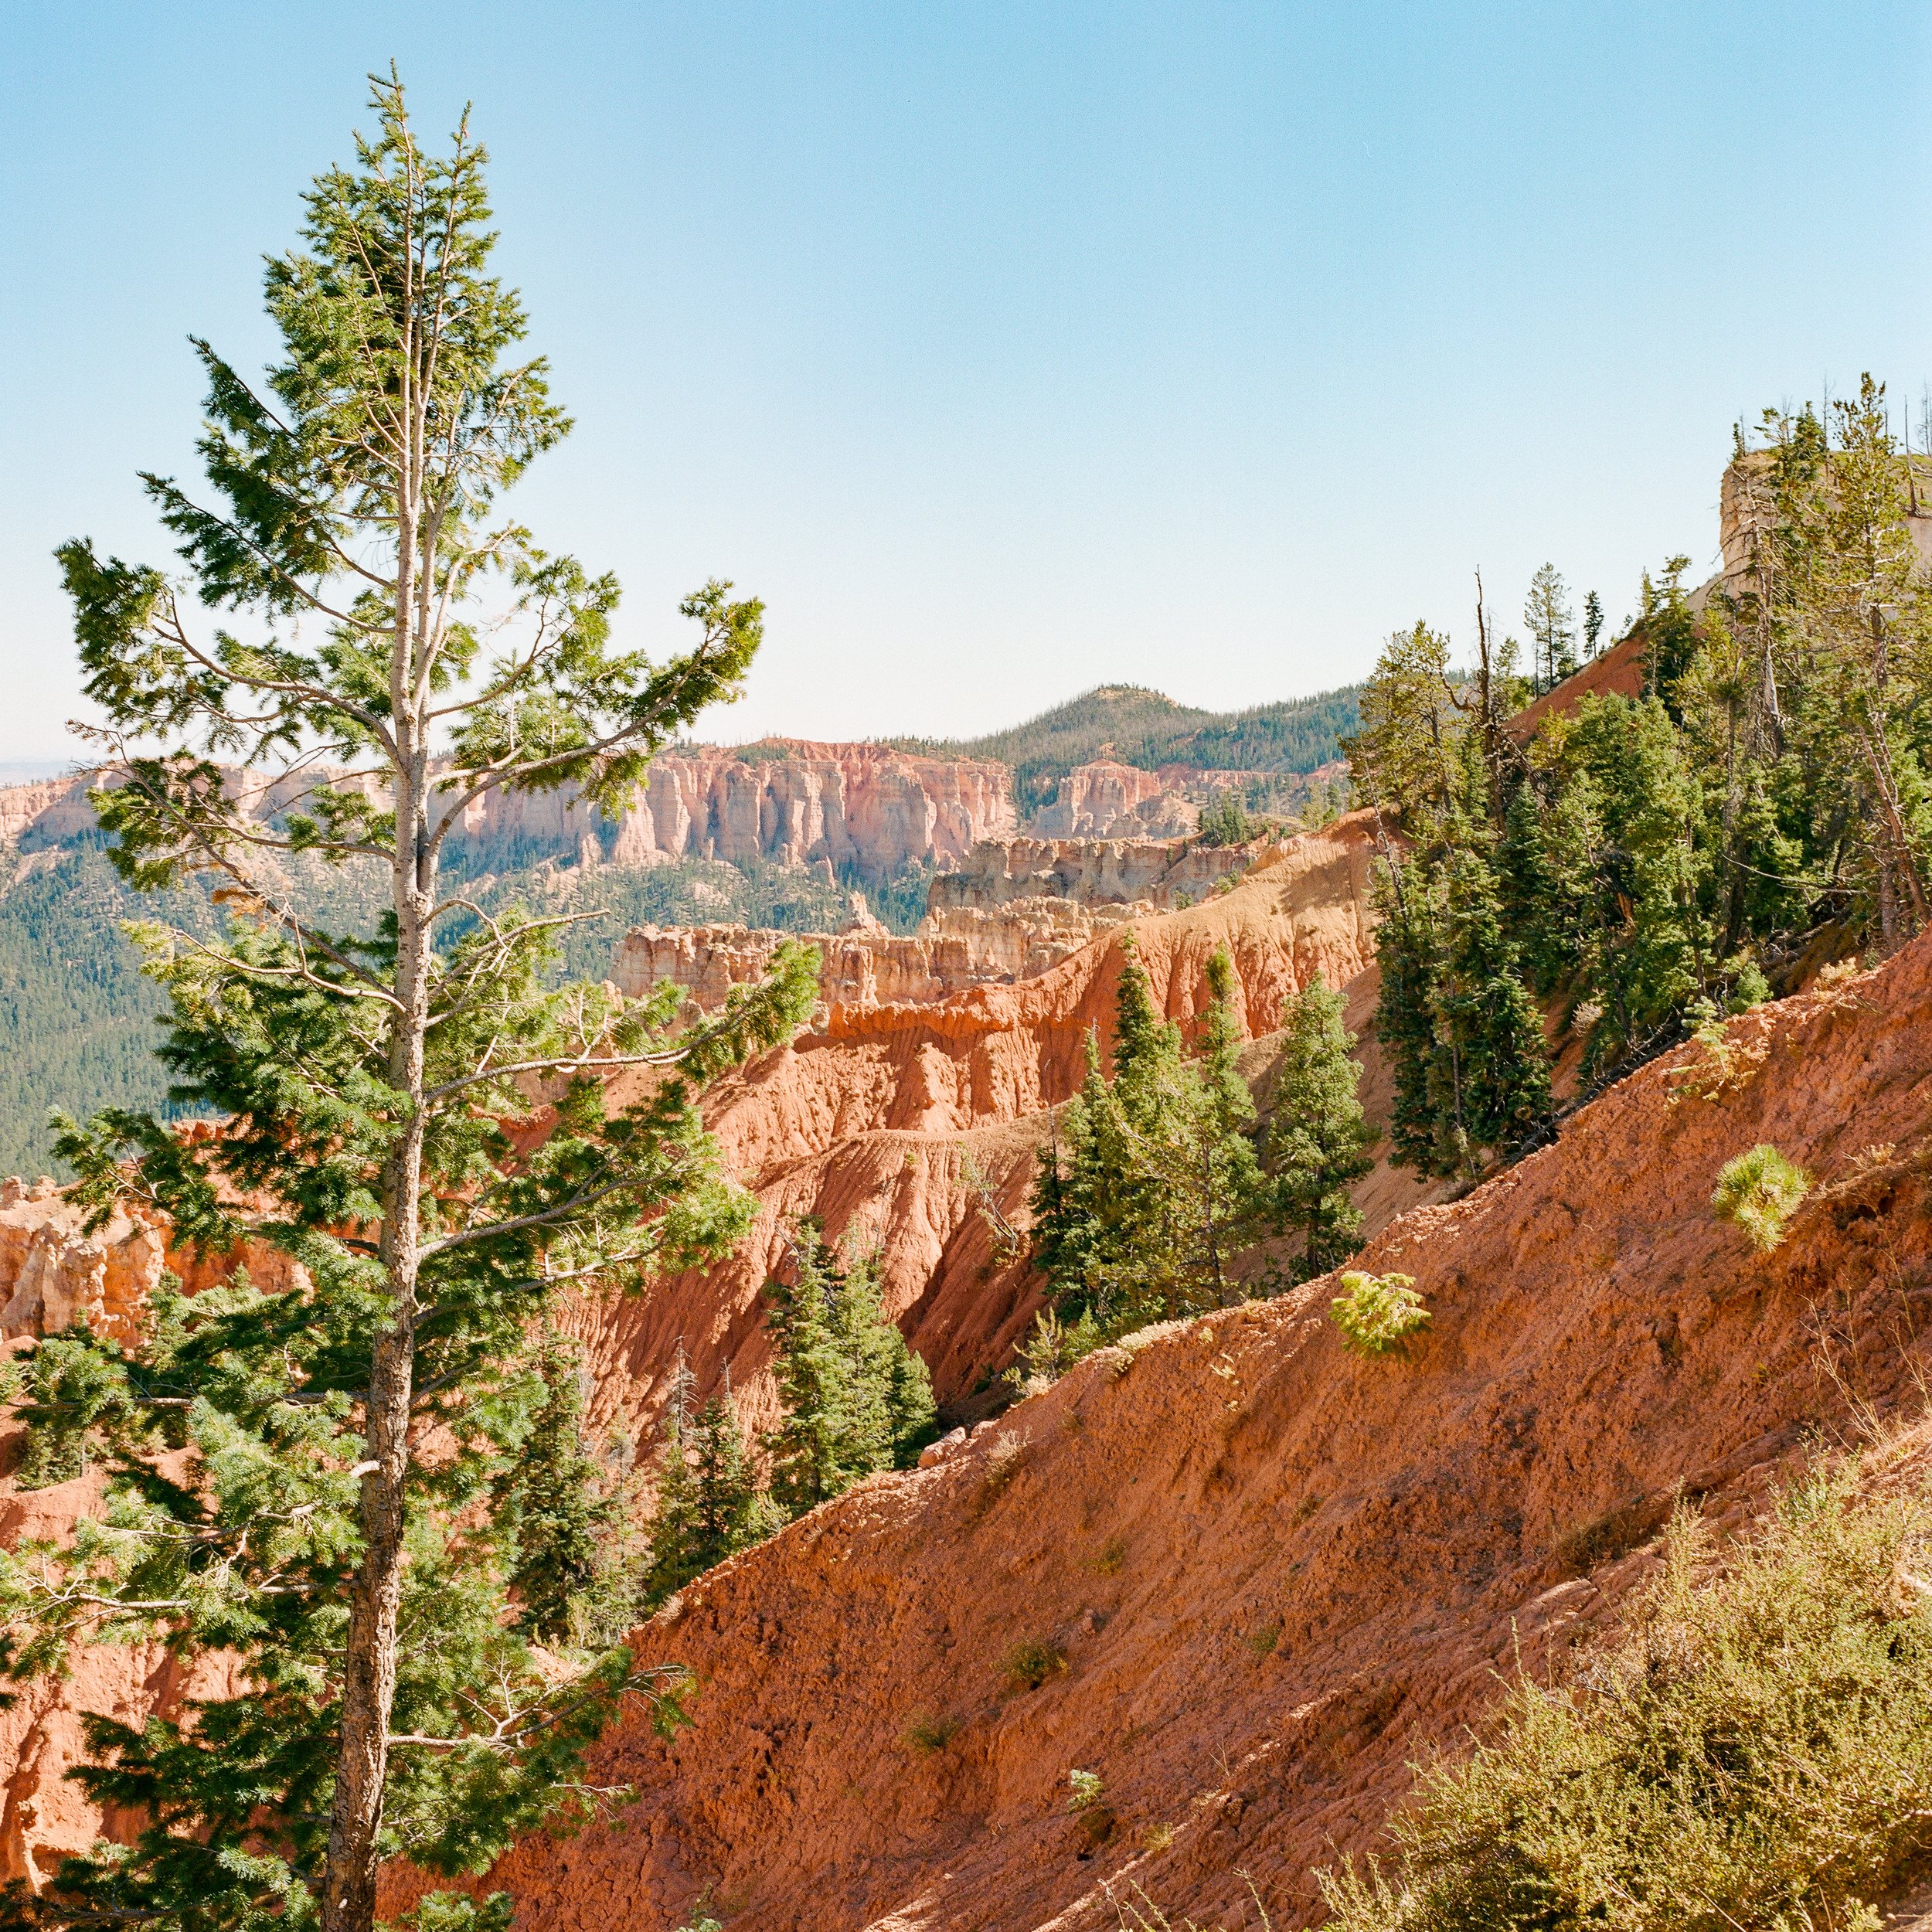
top-left (2, 2), bottom-right (1927, 760)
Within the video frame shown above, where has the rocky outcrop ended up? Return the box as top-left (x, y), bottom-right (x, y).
top-left (572, 814), bottom-right (1389, 1458)
top-left (1029, 759), bottom-right (1193, 838)
top-left (928, 832), bottom-right (1277, 913)
top-left (0, 1185), bottom-right (165, 1346)
top-left (444, 740), bottom-right (1020, 879)
top-left (440, 923), bottom-right (1932, 1932)
top-left (612, 898), bottom-right (1147, 1015)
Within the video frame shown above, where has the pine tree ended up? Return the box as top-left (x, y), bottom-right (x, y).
top-left (1372, 853), bottom-right (1551, 1179)
top-left (764, 1227), bottom-right (934, 1517)
top-left (1342, 621), bottom-right (1471, 842)
top-left (1430, 851), bottom-right (1553, 1167)
top-left (1196, 791), bottom-right (1252, 847)
top-left (1031, 943), bottom-right (1274, 1336)
top-left (638, 1354), bottom-right (761, 1612)
top-left (0, 79), bottom-right (818, 1932)
top-left (1267, 974), bottom-right (1374, 1282)
top-left (1638, 554), bottom-right (1700, 707)
top-left (1525, 564), bottom-right (1578, 692)
top-left (502, 1333), bottom-right (623, 1647)
top-left (1584, 590), bottom-right (1605, 658)
top-left (1369, 858), bottom-right (1449, 1176)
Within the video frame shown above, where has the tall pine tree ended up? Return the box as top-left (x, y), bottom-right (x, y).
top-left (764, 1227), bottom-right (934, 1515)
top-left (0, 78), bottom-right (818, 1932)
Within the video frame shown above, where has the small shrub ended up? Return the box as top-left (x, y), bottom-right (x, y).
top-left (977, 1429), bottom-right (1028, 1512)
top-left (1548, 1495), bottom-right (1662, 1577)
top-left (1141, 1821), bottom-right (1175, 1852)
top-left (901, 1711), bottom-right (961, 1754)
top-left (1244, 1621), bottom-right (1281, 1659)
top-left (1317, 1468), bottom-right (1932, 1931)
top-left (1003, 1638), bottom-right (1067, 1690)
top-left (1087, 1534), bottom-right (1128, 1576)
top-left (1668, 1007), bottom-right (1768, 1107)
top-left (1329, 1273), bottom-right (1430, 1357)
top-left (1068, 1767), bottom-right (1107, 1814)
top-left (1713, 1142), bottom-right (1811, 1252)
top-left (1004, 1307), bottom-right (1099, 1397)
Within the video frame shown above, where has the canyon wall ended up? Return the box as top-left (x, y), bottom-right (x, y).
top-left (927, 830), bottom-right (1279, 913)
top-left (611, 896), bottom-right (1143, 1014)
top-left (0, 750), bottom-right (1340, 882)
top-left (446, 740), bottom-right (1019, 876)
top-left (0, 747), bottom-right (1022, 882)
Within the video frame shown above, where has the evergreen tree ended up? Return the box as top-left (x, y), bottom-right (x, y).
top-left (1266, 973), bottom-right (1374, 1282)
top-left (1430, 851), bottom-right (1554, 1166)
top-left (1372, 853), bottom-right (1550, 1179)
top-left (502, 1333), bottom-right (624, 1647)
top-left (1638, 553), bottom-right (1700, 708)
top-left (1031, 942), bottom-right (1274, 1336)
top-left (1524, 564), bottom-right (1578, 691)
top-left (1196, 791), bottom-right (1253, 847)
top-left (1369, 858), bottom-right (1449, 1176)
top-left (638, 1353), bottom-right (761, 1611)
top-left (1342, 621), bottom-right (1471, 842)
top-left (0, 80), bottom-right (817, 1932)
top-left (1584, 589), bottom-right (1605, 658)
top-left (764, 1227), bottom-right (934, 1516)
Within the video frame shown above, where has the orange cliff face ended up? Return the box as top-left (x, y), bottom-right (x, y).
top-left (444, 740), bottom-right (1019, 876)
top-left (0, 745), bottom-right (1022, 882)
top-left (437, 924), bottom-right (1932, 1932)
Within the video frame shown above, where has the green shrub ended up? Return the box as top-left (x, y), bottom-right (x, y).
top-left (900, 1712), bottom-right (960, 1754)
top-left (1329, 1273), bottom-right (1430, 1356)
top-left (1712, 1141), bottom-right (1811, 1251)
top-left (1003, 1638), bottom-right (1067, 1690)
top-left (1317, 1468), bottom-right (1932, 1931)
top-left (1068, 1767), bottom-right (1107, 1813)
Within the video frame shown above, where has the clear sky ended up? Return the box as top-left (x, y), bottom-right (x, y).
top-left (2, 2), bottom-right (1927, 761)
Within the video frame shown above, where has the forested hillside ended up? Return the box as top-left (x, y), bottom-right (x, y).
top-left (893, 682), bottom-right (1360, 814)
top-left (0, 840), bottom-right (859, 1179)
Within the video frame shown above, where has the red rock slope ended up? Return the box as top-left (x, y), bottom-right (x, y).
top-left (469, 931), bottom-right (1932, 1931)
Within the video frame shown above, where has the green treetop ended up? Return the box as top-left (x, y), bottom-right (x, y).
top-left (1524, 563), bottom-right (1578, 692)
top-left (764, 1226), bottom-right (935, 1517)
top-left (1031, 940), bottom-right (1274, 1340)
top-left (1266, 973), bottom-right (1374, 1282)
top-left (0, 77), bottom-right (815, 1932)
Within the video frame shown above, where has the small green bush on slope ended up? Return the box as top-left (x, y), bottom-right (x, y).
top-left (1318, 1461), bottom-right (1932, 1932)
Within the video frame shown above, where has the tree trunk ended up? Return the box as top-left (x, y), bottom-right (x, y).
top-left (323, 738), bottom-right (432, 1932)
top-left (324, 287), bottom-right (434, 1925)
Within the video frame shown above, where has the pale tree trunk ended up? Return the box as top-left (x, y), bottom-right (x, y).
top-left (322, 219), bottom-right (435, 1932)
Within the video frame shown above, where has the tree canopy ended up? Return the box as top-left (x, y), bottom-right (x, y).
top-left (0, 76), bottom-right (815, 1932)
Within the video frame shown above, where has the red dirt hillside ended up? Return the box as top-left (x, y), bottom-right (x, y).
top-left (458, 932), bottom-right (1932, 1931)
